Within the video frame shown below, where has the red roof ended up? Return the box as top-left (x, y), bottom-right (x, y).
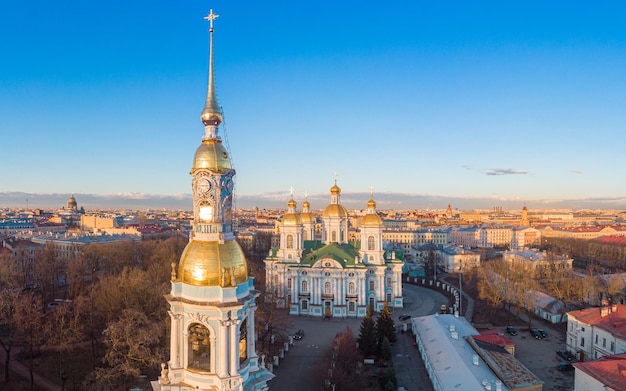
top-left (568, 305), bottom-right (626, 340)
top-left (474, 333), bottom-right (514, 348)
top-left (573, 356), bottom-right (626, 390)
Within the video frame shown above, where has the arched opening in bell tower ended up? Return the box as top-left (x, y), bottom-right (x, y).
top-left (188, 323), bottom-right (211, 371)
top-left (239, 318), bottom-right (247, 364)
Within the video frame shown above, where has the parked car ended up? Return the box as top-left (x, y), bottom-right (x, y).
top-left (293, 329), bottom-right (304, 340)
top-left (398, 314), bottom-right (411, 321)
top-left (505, 326), bottom-right (518, 336)
top-left (557, 362), bottom-right (574, 371)
top-left (531, 328), bottom-right (543, 339)
top-left (537, 328), bottom-right (548, 338)
top-left (557, 350), bottom-right (574, 361)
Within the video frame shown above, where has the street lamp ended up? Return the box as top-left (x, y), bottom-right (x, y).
top-left (458, 261), bottom-right (463, 317)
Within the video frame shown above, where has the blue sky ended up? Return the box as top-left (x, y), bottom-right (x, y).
top-left (1, 1), bottom-right (625, 211)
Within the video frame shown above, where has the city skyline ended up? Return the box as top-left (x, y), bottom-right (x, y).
top-left (2, 2), bottom-right (626, 211)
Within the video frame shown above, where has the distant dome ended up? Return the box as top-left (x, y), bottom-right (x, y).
top-left (67, 194), bottom-right (77, 210)
top-left (193, 139), bottom-right (231, 173)
top-left (178, 239), bottom-right (248, 286)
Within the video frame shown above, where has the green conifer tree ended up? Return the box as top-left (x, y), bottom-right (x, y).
top-left (376, 301), bottom-right (396, 347)
top-left (357, 305), bottom-right (377, 357)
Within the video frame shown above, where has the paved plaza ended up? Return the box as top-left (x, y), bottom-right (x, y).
top-left (270, 284), bottom-right (447, 390)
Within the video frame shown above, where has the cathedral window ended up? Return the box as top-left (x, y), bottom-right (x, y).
top-left (368, 235), bottom-right (375, 251)
top-left (331, 231), bottom-right (337, 242)
top-left (303, 230), bottom-right (308, 240)
top-left (287, 279), bottom-right (292, 289)
top-left (369, 279), bottom-right (375, 291)
top-left (348, 282), bottom-right (355, 294)
top-left (287, 234), bottom-right (294, 249)
top-left (387, 293), bottom-right (392, 302)
top-left (349, 302), bottom-right (355, 312)
top-left (188, 323), bottom-right (211, 371)
top-left (301, 280), bottom-right (308, 293)
top-left (324, 281), bottom-right (331, 295)
top-left (302, 300), bottom-right (308, 310)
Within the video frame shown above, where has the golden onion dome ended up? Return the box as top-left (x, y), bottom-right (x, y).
top-left (302, 199), bottom-right (310, 209)
top-left (282, 213), bottom-right (303, 226)
top-left (367, 198), bottom-right (376, 209)
top-left (330, 183), bottom-right (341, 195)
top-left (193, 139), bottom-right (231, 173)
top-left (301, 212), bottom-right (314, 224)
top-left (322, 203), bottom-right (348, 218)
top-left (178, 239), bottom-right (248, 286)
top-left (287, 198), bottom-right (297, 209)
top-left (361, 212), bottom-right (383, 226)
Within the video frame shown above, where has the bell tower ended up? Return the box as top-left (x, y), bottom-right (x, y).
top-left (152, 10), bottom-right (272, 391)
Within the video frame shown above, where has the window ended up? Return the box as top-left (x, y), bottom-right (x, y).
top-left (603, 338), bottom-right (606, 348)
top-left (387, 293), bottom-right (392, 302)
top-left (368, 236), bottom-right (375, 251)
top-left (324, 281), bottom-right (331, 295)
top-left (349, 301), bottom-right (355, 312)
top-left (287, 234), bottom-right (293, 249)
top-left (287, 279), bottom-right (291, 289)
top-left (332, 231), bottom-right (337, 242)
top-left (581, 337), bottom-right (585, 347)
top-left (301, 280), bottom-right (308, 293)
top-left (611, 341), bottom-right (615, 352)
top-left (369, 279), bottom-right (375, 291)
top-left (595, 335), bottom-right (598, 344)
top-left (302, 300), bottom-right (308, 311)
top-left (349, 282), bottom-right (355, 294)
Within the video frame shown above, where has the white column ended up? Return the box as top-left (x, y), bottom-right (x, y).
top-left (219, 321), bottom-right (228, 377)
top-left (359, 277), bottom-right (365, 306)
top-left (210, 335), bottom-right (217, 373)
top-left (231, 320), bottom-right (240, 374)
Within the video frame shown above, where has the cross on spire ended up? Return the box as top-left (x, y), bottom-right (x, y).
top-left (333, 172), bottom-right (339, 184)
top-left (370, 186), bottom-right (375, 197)
top-left (289, 186), bottom-right (295, 197)
top-left (204, 9), bottom-right (219, 31)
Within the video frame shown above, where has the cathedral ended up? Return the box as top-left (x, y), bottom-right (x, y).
top-left (152, 10), bottom-right (272, 391)
top-left (264, 183), bottom-right (404, 318)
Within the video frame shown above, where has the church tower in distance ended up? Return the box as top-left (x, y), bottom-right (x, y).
top-left (152, 10), bottom-right (273, 391)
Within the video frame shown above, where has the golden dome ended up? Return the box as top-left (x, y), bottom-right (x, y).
top-left (367, 198), bottom-right (376, 209)
top-left (178, 239), bottom-right (248, 286)
top-left (193, 139), bottom-right (231, 173)
top-left (282, 213), bottom-right (303, 226)
top-left (322, 203), bottom-right (348, 218)
top-left (302, 199), bottom-right (310, 209)
top-left (330, 183), bottom-right (341, 195)
top-left (361, 213), bottom-right (383, 226)
top-left (301, 212), bottom-right (314, 224)
top-left (287, 198), bottom-right (297, 209)
top-left (67, 195), bottom-right (77, 207)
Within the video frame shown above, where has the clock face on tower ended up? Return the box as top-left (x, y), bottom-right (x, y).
top-left (196, 178), bottom-right (211, 196)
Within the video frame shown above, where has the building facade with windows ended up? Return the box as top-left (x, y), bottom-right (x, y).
top-left (264, 186), bottom-right (403, 318)
top-left (566, 305), bottom-right (626, 362)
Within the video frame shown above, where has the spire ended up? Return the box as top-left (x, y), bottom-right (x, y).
top-left (201, 9), bottom-right (223, 136)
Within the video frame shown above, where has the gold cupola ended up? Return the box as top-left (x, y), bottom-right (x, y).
top-left (300, 196), bottom-right (314, 224)
top-left (281, 196), bottom-right (303, 226)
top-left (322, 180), bottom-right (348, 218)
top-left (361, 191), bottom-right (383, 226)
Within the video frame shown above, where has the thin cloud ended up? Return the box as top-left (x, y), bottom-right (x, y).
top-left (570, 170), bottom-right (583, 174)
top-left (485, 168), bottom-right (528, 176)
